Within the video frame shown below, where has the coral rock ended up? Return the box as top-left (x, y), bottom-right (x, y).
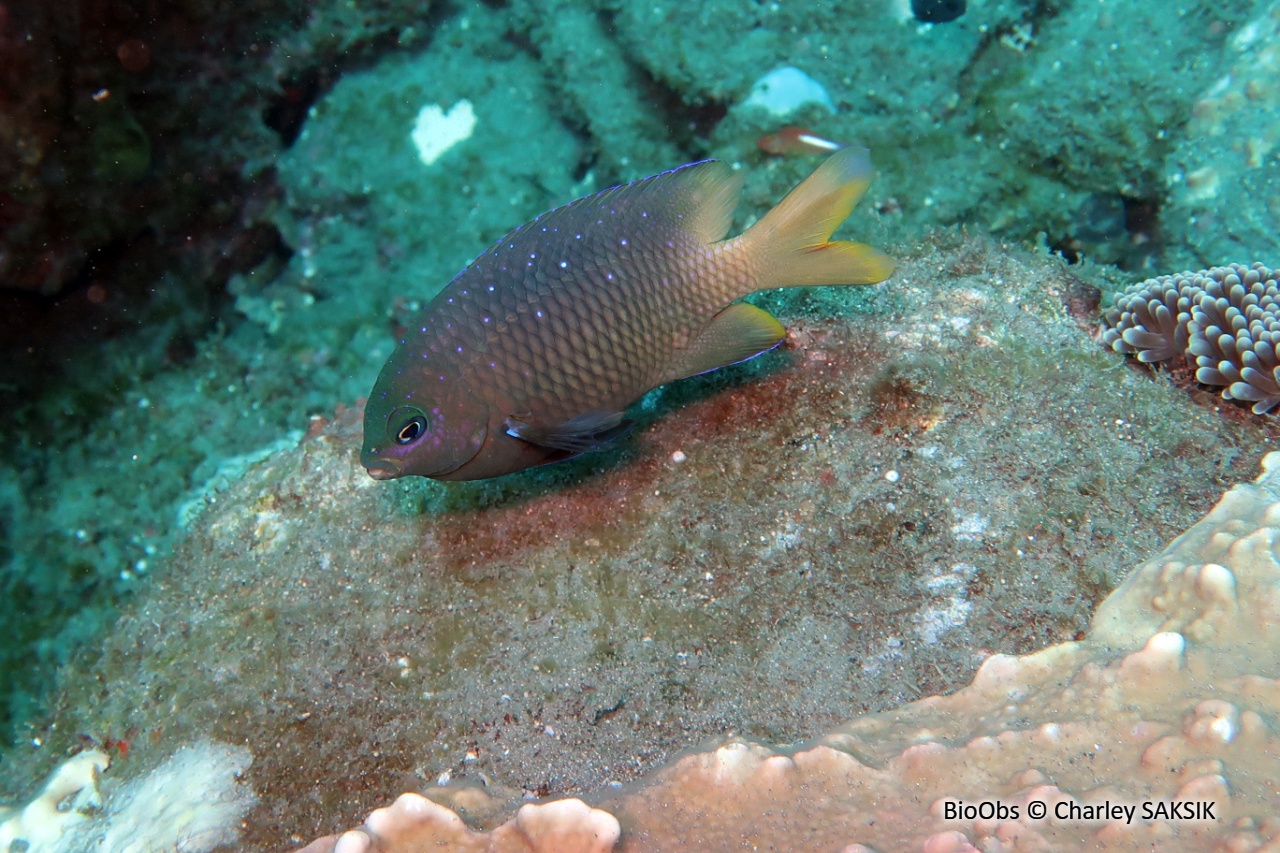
top-left (300, 453), bottom-right (1280, 852)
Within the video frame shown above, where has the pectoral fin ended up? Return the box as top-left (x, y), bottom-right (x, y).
top-left (505, 410), bottom-right (635, 453)
top-left (666, 302), bottom-right (786, 382)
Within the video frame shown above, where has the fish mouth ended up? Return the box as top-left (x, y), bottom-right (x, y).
top-left (363, 457), bottom-right (403, 480)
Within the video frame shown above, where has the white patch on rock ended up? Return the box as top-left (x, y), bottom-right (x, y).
top-left (95, 740), bottom-right (257, 853)
top-left (917, 563), bottom-right (977, 644)
top-left (2, 740), bottom-right (255, 853)
top-left (412, 100), bottom-right (477, 166)
top-left (0, 751), bottom-right (109, 852)
top-left (951, 511), bottom-right (989, 541)
top-left (743, 67), bottom-right (834, 117)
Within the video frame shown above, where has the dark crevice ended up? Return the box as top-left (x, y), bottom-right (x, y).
top-left (263, 1), bottom-right (459, 148)
top-left (571, 150), bottom-right (599, 184)
top-left (263, 68), bottom-right (320, 146)
top-left (1048, 238), bottom-right (1082, 265)
top-left (1123, 196), bottom-right (1160, 247)
top-left (676, 99), bottom-right (729, 155)
top-left (955, 0), bottom-right (1071, 106)
top-left (503, 5), bottom-right (729, 174)
top-left (0, 218), bottom-right (288, 409)
top-left (502, 24), bottom-right (538, 56)
top-left (591, 8), bottom-right (727, 161)
top-left (1048, 192), bottom-right (1161, 270)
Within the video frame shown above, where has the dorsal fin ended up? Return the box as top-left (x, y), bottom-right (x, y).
top-left (473, 161), bottom-right (743, 273)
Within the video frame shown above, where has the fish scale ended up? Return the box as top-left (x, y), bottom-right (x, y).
top-left (361, 148), bottom-right (894, 481)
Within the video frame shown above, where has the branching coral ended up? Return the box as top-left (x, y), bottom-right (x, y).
top-left (1103, 262), bottom-right (1280, 413)
top-left (297, 453), bottom-right (1280, 852)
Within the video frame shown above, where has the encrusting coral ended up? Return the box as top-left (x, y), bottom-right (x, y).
top-left (298, 453), bottom-right (1280, 852)
top-left (0, 740), bottom-right (255, 853)
top-left (1103, 261), bottom-right (1280, 413)
top-left (298, 796), bottom-right (620, 853)
top-left (0, 750), bottom-right (108, 850)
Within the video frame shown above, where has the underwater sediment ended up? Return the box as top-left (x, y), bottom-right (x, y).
top-left (300, 450), bottom-right (1280, 852)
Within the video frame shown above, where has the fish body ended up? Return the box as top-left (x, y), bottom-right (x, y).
top-left (361, 147), bottom-right (893, 481)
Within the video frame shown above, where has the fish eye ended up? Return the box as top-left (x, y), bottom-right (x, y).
top-left (397, 418), bottom-right (426, 443)
top-left (389, 407), bottom-right (429, 445)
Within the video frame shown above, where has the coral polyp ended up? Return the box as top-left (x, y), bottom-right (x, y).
top-left (1102, 262), bottom-right (1280, 414)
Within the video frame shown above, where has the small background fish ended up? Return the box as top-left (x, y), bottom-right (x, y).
top-left (361, 147), bottom-right (894, 481)
top-left (757, 126), bottom-right (847, 156)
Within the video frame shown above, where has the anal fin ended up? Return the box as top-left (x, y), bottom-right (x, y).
top-left (667, 302), bottom-right (786, 381)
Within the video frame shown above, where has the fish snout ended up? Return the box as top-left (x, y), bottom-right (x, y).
top-left (362, 455), bottom-right (403, 481)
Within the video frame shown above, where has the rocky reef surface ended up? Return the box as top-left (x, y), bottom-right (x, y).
top-left (4, 235), bottom-right (1275, 851)
top-left (297, 451), bottom-right (1280, 852)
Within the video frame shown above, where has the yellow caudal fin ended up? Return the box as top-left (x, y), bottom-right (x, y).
top-left (742, 147), bottom-right (895, 289)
